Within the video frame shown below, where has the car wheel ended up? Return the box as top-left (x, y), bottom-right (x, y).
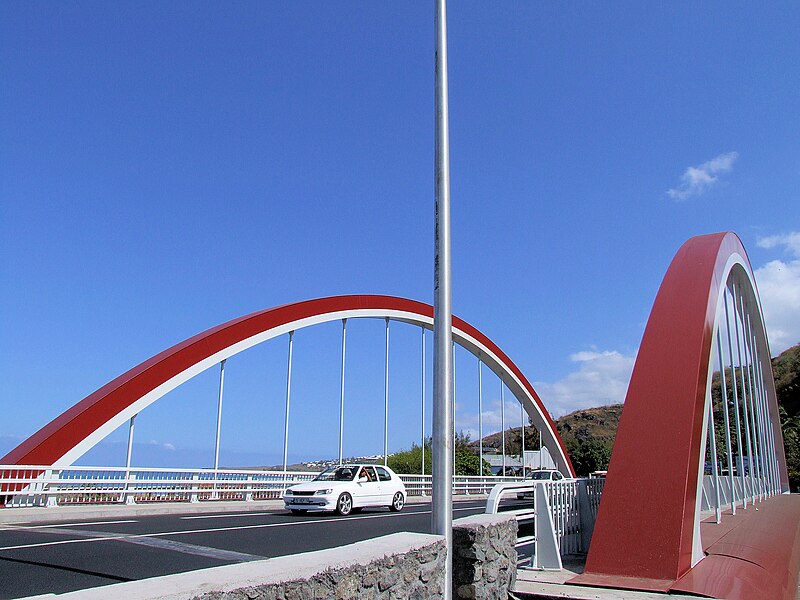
top-left (336, 492), bottom-right (353, 516)
top-left (290, 509), bottom-right (307, 515)
top-left (390, 491), bottom-right (405, 512)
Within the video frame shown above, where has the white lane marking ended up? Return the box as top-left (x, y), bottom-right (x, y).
top-left (10, 520), bottom-right (137, 530)
top-left (180, 512), bottom-right (273, 521)
top-left (115, 534), bottom-right (264, 562)
top-left (0, 506), bottom-right (479, 552)
top-left (179, 502), bottom-right (482, 521)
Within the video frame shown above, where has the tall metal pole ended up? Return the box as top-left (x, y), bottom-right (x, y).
top-left (707, 400), bottom-right (722, 523)
top-left (754, 322), bottom-right (775, 496)
top-left (433, 0), bottom-right (454, 595)
top-left (422, 327), bottom-right (426, 476)
top-left (384, 317), bottom-right (390, 466)
top-left (732, 286), bottom-right (755, 502)
top-left (125, 414), bottom-right (137, 503)
top-left (751, 343), bottom-right (773, 495)
top-left (754, 345), bottom-right (776, 495)
top-left (753, 342), bottom-right (777, 495)
top-left (538, 428), bottom-right (542, 469)
top-left (760, 351), bottom-right (779, 494)
top-left (213, 359), bottom-right (226, 498)
top-left (125, 415), bottom-right (136, 471)
top-left (521, 401), bottom-right (526, 474)
top-left (724, 288), bottom-right (747, 506)
top-left (743, 311), bottom-right (765, 499)
top-left (716, 332), bottom-right (736, 513)
top-left (453, 341), bottom-right (457, 476)
top-left (339, 319), bottom-right (347, 465)
top-left (737, 292), bottom-right (762, 500)
top-left (213, 360), bottom-right (226, 471)
top-left (282, 332), bottom-right (294, 477)
top-left (501, 382), bottom-right (506, 475)
top-left (478, 356), bottom-right (483, 476)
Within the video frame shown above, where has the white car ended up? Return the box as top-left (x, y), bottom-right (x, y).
top-left (283, 464), bottom-right (407, 516)
top-left (516, 469), bottom-right (570, 499)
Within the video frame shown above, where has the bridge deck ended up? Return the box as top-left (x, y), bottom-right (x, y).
top-left (515, 564), bottom-right (701, 600)
top-left (532, 494), bottom-right (800, 600)
top-left (672, 494), bottom-right (800, 599)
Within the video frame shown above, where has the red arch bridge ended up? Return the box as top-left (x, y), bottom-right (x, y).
top-left (1, 232), bottom-right (797, 599)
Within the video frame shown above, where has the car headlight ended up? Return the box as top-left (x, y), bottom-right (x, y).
top-left (315, 489), bottom-right (332, 495)
top-left (284, 489), bottom-right (293, 495)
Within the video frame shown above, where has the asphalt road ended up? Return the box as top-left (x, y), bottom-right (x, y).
top-left (0, 499), bottom-right (487, 599)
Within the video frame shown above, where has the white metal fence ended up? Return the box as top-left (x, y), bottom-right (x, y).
top-left (399, 474), bottom-right (520, 497)
top-left (0, 466), bottom-right (516, 508)
top-left (586, 476), bottom-right (604, 520)
top-left (484, 478), bottom-right (605, 570)
top-left (699, 473), bottom-right (775, 515)
top-left (545, 480), bottom-right (581, 556)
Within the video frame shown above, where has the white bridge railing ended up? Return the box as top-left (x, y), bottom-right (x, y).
top-left (485, 478), bottom-right (605, 570)
top-left (0, 465), bottom-right (517, 508)
top-left (699, 473), bottom-right (776, 515)
top-left (399, 474), bottom-right (520, 497)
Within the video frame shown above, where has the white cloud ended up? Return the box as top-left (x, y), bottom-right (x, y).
top-left (455, 233), bottom-right (799, 432)
top-left (757, 232), bottom-right (800, 258)
top-left (145, 439), bottom-right (177, 451)
top-left (755, 232), bottom-right (800, 354)
top-left (456, 397), bottom-right (530, 440)
top-left (453, 350), bottom-right (635, 434)
top-left (667, 151), bottom-right (738, 200)
top-left (534, 350), bottom-right (636, 418)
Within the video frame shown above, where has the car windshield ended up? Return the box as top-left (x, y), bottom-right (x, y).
top-left (529, 471), bottom-right (553, 480)
top-left (314, 466), bottom-right (357, 482)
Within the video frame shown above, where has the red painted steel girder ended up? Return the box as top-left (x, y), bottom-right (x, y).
top-left (2, 295), bottom-right (573, 476)
top-left (575, 232), bottom-right (789, 590)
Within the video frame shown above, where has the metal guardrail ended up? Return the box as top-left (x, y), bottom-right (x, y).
top-left (1, 466), bottom-right (316, 507)
top-left (485, 478), bottom-right (605, 570)
top-left (699, 473), bottom-right (775, 515)
top-left (400, 474), bottom-right (521, 497)
top-left (0, 466), bottom-right (518, 508)
top-left (585, 476), bottom-right (604, 520)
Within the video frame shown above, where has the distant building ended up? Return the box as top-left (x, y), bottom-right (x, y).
top-left (523, 448), bottom-right (556, 470)
top-left (483, 448), bottom-right (556, 475)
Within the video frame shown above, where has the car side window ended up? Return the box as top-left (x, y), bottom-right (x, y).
top-left (553, 472), bottom-right (562, 480)
top-left (375, 467), bottom-right (391, 482)
top-left (358, 466), bottom-right (378, 482)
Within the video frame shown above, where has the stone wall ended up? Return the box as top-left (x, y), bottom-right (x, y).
top-left (52, 533), bottom-right (446, 600)
top-left (452, 513), bottom-right (518, 600)
top-left (47, 515), bottom-right (520, 600)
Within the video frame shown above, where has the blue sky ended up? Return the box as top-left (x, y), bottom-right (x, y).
top-left (2, 2), bottom-right (798, 468)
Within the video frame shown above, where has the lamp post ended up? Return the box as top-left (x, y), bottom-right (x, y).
top-left (433, 0), bottom-right (453, 597)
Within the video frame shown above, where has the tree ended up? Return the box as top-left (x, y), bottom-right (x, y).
top-left (387, 431), bottom-right (491, 476)
top-left (780, 406), bottom-right (800, 492)
top-left (503, 425), bottom-right (541, 457)
top-left (565, 437), bottom-right (612, 476)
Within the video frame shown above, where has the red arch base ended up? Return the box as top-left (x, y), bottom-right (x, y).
top-left (571, 232), bottom-right (793, 599)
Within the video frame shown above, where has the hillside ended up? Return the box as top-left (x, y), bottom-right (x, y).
top-left (774, 343), bottom-right (800, 418)
top-left (773, 343), bottom-right (800, 490)
top-left (555, 404), bottom-right (623, 446)
top-left (474, 343), bottom-right (799, 481)
top-left (471, 404), bottom-right (622, 476)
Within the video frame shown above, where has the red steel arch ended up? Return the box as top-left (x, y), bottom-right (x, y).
top-left (2, 295), bottom-right (574, 476)
top-left (575, 232), bottom-right (790, 595)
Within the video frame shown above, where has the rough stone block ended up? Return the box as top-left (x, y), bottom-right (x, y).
top-left (452, 513), bottom-right (518, 600)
